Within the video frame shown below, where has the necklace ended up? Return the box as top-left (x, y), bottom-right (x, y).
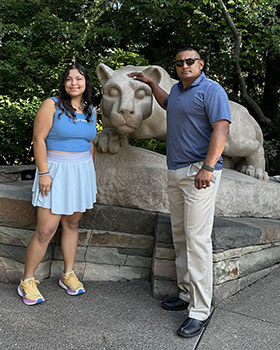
top-left (72, 102), bottom-right (83, 111)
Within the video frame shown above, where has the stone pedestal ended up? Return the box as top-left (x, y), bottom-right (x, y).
top-left (95, 146), bottom-right (280, 218)
top-left (151, 214), bottom-right (280, 303)
top-left (0, 158), bottom-right (279, 303)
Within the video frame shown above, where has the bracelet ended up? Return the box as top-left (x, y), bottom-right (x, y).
top-left (202, 163), bottom-right (215, 172)
top-left (38, 171), bottom-right (50, 176)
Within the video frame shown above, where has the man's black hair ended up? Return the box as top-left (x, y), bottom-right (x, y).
top-left (176, 46), bottom-right (202, 59)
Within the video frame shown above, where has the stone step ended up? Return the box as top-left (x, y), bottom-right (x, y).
top-left (1, 180), bottom-right (279, 304)
top-left (0, 182), bottom-right (36, 229)
top-left (153, 213), bottom-right (280, 303)
top-left (0, 182), bottom-right (157, 234)
top-left (0, 225), bottom-right (154, 284)
top-left (155, 213), bottom-right (280, 249)
top-left (2, 182), bottom-right (279, 246)
top-left (0, 164), bottom-right (35, 183)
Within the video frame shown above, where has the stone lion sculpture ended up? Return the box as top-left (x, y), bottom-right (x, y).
top-left (96, 63), bottom-right (269, 181)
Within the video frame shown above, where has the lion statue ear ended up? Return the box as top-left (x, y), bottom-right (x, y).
top-left (142, 66), bottom-right (162, 85)
top-left (96, 64), bottom-right (114, 86)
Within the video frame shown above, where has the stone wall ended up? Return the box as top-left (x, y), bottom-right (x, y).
top-left (0, 165), bottom-right (35, 183)
top-left (152, 215), bottom-right (280, 303)
top-left (51, 205), bottom-right (156, 282)
top-left (0, 196), bottom-right (157, 284)
top-left (95, 147), bottom-right (280, 218)
top-left (0, 226), bottom-right (52, 282)
top-left (0, 173), bottom-right (280, 304)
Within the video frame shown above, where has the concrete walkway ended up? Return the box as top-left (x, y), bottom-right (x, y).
top-left (1, 266), bottom-right (279, 350)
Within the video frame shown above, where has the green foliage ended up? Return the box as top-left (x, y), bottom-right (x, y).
top-left (0, 0), bottom-right (279, 167)
top-left (100, 48), bottom-right (148, 69)
top-left (0, 96), bottom-right (42, 165)
top-left (1, 0), bottom-right (279, 103)
top-left (0, 0), bottom-right (108, 99)
top-left (130, 138), bottom-right (166, 155)
top-left (263, 134), bottom-right (280, 175)
top-left (263, 139), bottom-right (280, 161)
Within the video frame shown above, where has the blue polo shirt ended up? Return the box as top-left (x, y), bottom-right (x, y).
top-left (164, 72), bottom-right (231, 170)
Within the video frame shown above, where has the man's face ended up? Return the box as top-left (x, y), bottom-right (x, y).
top-left (175, 50), bottom-right (204, 87)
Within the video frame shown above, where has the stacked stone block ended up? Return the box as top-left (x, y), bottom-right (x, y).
top-left (0, 180), bottom-right (156, 283)
top-left (0, 178), bottom-right (279, 304)
top-left (0, 180), bottom-right (157, 283)
top-left (0, 165), bottom-right (35, 183)
top-left (151, 214), bottom-right (280, 303)
top-left (0, 180), bottom-right (52, 282)
top-left (0, 226), bottom-right (52, 282)
top-left (52, 227), bottom-right (154, 282)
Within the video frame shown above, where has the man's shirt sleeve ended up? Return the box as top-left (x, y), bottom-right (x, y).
top-left (204, 85), bottom-right (231, 125)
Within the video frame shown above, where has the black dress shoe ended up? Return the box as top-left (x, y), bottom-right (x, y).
top-left (161, 297), bottom-right (189, 311)
top-left (177, 317), bottom-right (209, 338)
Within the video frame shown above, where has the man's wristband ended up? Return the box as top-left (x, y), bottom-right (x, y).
top-left (202, 163), bottom-right (215, 172)
top-left (38, 171), bottom-right (50, 176)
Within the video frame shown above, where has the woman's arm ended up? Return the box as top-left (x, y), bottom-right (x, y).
top-left (91, 141), bottom-right (95, 163)
top-left (33, 98), bottom-right (56, 197)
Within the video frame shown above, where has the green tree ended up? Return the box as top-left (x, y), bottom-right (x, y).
top-left (0, 96), bottom-right (41, 164)
top-left (97, 0), bottom-right (279, 123)
top-left (0, 0), bottom-right (279, 170)
top-left (0, 0), bottom-right (148, 164)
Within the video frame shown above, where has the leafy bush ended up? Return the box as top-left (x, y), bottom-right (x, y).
top-left (130, 138), bottom-right (166, 155)
top-left (264, 139), bottom-right (280, 161)
top-left (0, 96), bottom-right (41, 165)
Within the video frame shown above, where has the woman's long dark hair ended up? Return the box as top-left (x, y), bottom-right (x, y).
top-left (57, 63), bottom-right (93, 122)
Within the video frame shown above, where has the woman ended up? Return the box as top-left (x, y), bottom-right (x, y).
top-left (17, 63), bottom-right (97, 305)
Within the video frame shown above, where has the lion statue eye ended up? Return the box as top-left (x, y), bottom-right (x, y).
top-left (135, 89), bottom-right (147, 99)
top-left (108, 87), bottom-right (120, 97)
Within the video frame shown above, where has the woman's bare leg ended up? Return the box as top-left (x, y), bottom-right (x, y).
top-left (24, 207), bottom-right (61, 279)
top-left (60, 212), bottom-right (83, 272)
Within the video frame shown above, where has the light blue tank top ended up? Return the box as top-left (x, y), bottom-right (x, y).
top-left (46, 97), bottom-right (97, 152)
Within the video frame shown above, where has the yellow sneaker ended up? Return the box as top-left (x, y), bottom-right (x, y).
top-left (17, 277), bottom-right (45, 305)
top-left (58, 271), bottom-right (85, 295)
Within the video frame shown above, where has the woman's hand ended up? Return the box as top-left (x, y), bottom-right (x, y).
top-left (39, 174), bottom-right (52, 197)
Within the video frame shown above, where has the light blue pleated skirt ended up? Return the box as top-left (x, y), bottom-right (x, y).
top-left (32, 151), bottom-right (97, 215)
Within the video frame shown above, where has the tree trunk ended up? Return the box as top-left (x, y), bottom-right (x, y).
top-left (262, 3), bottom-right (280, 120)
top-left (262, 54), bottom-right (280, 119)
top-left (218, 0), bottom-right (271, 126)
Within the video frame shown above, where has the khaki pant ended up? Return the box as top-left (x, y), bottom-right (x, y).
top-left (167, 162), bottom-right (222, 321)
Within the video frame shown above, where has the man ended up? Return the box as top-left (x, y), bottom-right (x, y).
top-left (128, 46), bottom-right (231, 338)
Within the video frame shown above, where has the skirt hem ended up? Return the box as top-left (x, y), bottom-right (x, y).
top-left (32, 201), bottom-right (96, 216)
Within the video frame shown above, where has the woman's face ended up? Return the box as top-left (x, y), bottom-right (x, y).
top-left (64, 69), bottom-right (86, 98)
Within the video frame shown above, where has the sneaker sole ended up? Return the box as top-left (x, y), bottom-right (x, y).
top-left (58, 279), bottom-right (85, 296)
top-left (17, 285), bottom-right (45, 306)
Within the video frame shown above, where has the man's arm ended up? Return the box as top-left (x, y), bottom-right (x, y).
top-left (195, 120), bottom-right (230, 190)
top-left (127, 72), bottom-right (168, 109)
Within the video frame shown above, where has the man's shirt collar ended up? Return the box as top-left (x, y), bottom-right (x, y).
top-left (178, 72), bottom-right (205, 90)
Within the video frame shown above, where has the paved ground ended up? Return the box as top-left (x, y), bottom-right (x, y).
top-left (1, 266), bottom-right (279, 350)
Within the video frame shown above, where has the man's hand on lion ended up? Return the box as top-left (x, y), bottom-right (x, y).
top-left (127, 71), bottom-right (168, 110)
top-left (127, 72), bottom-right (153, 85)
